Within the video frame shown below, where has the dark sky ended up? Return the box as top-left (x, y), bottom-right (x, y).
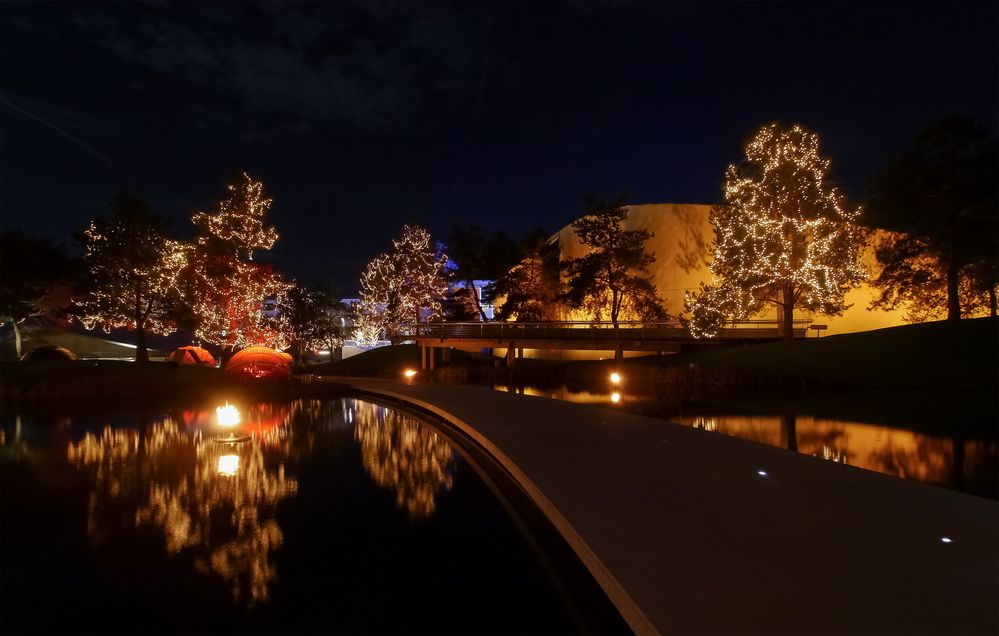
top-left (2, 1), bottom-right (996, 293)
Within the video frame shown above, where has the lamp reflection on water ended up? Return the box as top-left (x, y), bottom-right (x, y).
top-left (217, 453), bottom-right (240, 477)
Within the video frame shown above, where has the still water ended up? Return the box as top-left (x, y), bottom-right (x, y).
top-left (494, 384), bottom-right (999, 500)
top-left (0, 397), bottom-right (621, 634)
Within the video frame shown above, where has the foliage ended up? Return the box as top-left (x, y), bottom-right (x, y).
top-left (446, 224), bottom-right (519, 320)
top-left (184, 173), bottom-right (291, 350)
top-left (0, 230), bottom-right (76, 357)
top-left (358, 225), bottom-right (448, 333)
top-left (79, 194), bottom-right (187, 362)
top-left (562, 197), bottom-right (665, 326)
top-left (276, 284), bottom-right (349, 362)
top-left (492, 228), bottom-right (562, 322)
top-left (686, 123), bottom-right (865, 339)
top-left (866, 117), bottom-right (998, 320)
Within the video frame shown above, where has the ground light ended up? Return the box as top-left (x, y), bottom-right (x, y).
top-left (403, 369), bottom-right (417, 381)
top-left (610, 392), bottom-right (621, 404)
top-left (215, 402), bottom-right (250, 443)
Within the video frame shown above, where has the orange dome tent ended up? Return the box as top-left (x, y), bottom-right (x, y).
top-left (21, 345), bottom-right (77, 362)
top-left (224, 346), bottom-right (292, 381)
top-left (167, 346), bottom-right (216, 367)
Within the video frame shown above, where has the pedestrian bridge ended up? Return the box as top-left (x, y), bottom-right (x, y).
top-left (390, 319), bottom-right (814, 368)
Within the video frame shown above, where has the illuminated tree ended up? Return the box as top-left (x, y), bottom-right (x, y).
top-left (867, 117), bottom-right (998, 320)
top-left (358, 225), bottom-right (448, 332)
top-left (185, 173), bottom-right (291, 351)
top-left (79, 194), bottom-right (188, 362)
top-left (562, 197), bottom-right (665, 327)
top-left (0, 230), bottom-right (75, 358)
top-left (492, 228), bottom-right (561, 321)
top-left (686, 123), bottom-right (865, 339)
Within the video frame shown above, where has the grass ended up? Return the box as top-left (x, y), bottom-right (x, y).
top-left (309, 344), bottom-right (494, 378)
top-left (633, 317), bottom-right (998, 390)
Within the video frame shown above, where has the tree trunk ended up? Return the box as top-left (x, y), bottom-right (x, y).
top-left (782, 283), bottom-right (795, 341)
top-left (780, 413), bottom-right (798, 451)
top-left (10, 318), bottom-right (23, 359)
top-left (946, 263), bottom-right (961, 321)
top-left (468, 279), bottom-right (488, 321)
top-left (135, 323), bottom-right (149, 363)
top-left (333, 346), bottom-right (343, 362)
top-left (134, 285), bottom-right (149, 363)
top-left (988, 286), bottom-right (997, 318)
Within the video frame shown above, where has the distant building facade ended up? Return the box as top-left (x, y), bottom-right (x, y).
top-left (554, 203), bottom-right (906, 336)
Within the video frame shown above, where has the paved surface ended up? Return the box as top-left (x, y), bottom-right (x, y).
top-left (340, 378), bottom-right (998, 635)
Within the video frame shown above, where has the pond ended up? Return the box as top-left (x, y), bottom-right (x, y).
top-left (0, 397), bottom-right (625, 634)
top-left (494, 384), bottom-right (999, 500)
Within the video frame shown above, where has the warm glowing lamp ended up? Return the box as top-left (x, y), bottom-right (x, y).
top-left (217, 403), bottom-right (241, 427)
top-left (610, 392), bottom-right (621, 404)
top-left (217, 454), bottom-right (240, 477)
top-left (403, 369), bottom-right (417, 380)
top-left (609, 372), bottom-right (622, 385)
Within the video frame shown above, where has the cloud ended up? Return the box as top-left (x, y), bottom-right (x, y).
top-left (56, 3), bottom-right (485, 132)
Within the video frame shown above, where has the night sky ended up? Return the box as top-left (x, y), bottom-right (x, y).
top-left (2, 2), bottom-right (996, 293)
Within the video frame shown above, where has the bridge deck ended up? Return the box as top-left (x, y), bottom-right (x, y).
top-left (338, 378), bottom-right (998, 635)
top-left (390, 321), bottom-right (811, 367)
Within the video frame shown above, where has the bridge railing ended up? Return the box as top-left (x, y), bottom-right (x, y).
top-left (390, 318), bottom-right (812, 342)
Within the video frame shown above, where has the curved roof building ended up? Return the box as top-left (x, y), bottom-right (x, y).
top-left (554, 203), bottom-right (905, 335)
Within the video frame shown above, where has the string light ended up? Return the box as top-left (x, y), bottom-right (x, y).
top-left (356, 225), bottom-right (448, 338)
top-left (686, 124), bottom-right (865, 338)
top-left (186, 173), bottom-right (292, 350)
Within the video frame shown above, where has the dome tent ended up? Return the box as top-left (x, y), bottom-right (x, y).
top-left (224, 346), bottom-right (291, 381)
top-left (167, 346), bottom-right (216, 367)
top-left (21, 345), bottom-right (78, 362)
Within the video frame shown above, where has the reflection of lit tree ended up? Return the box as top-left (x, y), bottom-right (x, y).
top-left (66, 416), bottom-right (297, 605)
top-left (352, 401), bottom-right (455, 520)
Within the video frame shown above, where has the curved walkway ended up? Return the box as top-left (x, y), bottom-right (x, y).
top-left (340, 378), bottom-right (998, 635)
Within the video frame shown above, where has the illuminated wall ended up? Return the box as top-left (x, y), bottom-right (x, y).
top-left (555, 203), bottom-right (906, 336)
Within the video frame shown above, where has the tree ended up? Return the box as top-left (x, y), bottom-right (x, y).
top-left (492, 227), bottom-right (561, 321)
top-left (0, 230), bottom-right (76, 358)
top-left (358, 225), bottom-right (448, 333)
top-left (866, 117), bottom-right (998, 320)
top-left (686, 123), bottom-right (865, 339)
top-left (277, 284), bottom-right (350, 363)
top-left (446, 224), bottom-right (519, 320)
top-left (184, 173), bottom-right (291, 352)
top-left (79, 194), bottom-right (188, 362)
top-left (562, 196), bottom-right (665, 327)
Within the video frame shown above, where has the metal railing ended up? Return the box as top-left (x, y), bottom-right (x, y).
top-left (390, 318), bottom-right (812, 342)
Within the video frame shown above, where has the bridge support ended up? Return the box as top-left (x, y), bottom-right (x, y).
top-left (614, 345), bottom-right (623, 361)
top-left (506, 342), bottom-right (516, 368)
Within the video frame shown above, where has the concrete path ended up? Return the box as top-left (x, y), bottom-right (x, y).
top-left (340, 378), bottom-right (998, 635)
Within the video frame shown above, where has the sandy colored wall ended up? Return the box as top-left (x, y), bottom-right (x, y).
top-left (556, 203), bottom-right (906, 336)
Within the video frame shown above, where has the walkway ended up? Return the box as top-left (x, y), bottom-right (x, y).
top-left (339, 378), bottom-right (998, 635)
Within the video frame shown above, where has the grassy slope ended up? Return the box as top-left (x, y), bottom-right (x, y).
top-left (633, 317), bottom-right (998, 390)
top-left (309, 344), bottom-right (493, 378)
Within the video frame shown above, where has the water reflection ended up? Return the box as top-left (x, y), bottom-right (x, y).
top-left (352, 401), bottom-right (456, 520)
top-left (67, 413), bottom-right (298, 605)
top-left (495, 384), bottom-right (998, 498)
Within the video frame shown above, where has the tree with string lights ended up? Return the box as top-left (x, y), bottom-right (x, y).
top-left (184, 173), bottom-right (291, 352)
top-left (358, 225), bottom-right (448, 333)
top-left (80, 194), bottom-right (188, 362)
top-left (686, 123), bottom-right (865, 339)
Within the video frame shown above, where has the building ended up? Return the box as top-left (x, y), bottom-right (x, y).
top-left (554, 203), bottom-right (906, 336)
